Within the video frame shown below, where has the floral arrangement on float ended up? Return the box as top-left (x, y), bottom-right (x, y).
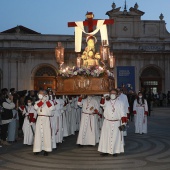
top-left (58, 66), bottom-right (114, 79)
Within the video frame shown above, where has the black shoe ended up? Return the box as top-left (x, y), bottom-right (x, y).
top-left (78, 144), bottom-right (84, 148)
top-left (43, 151), bottom-right (48, 156)
top-left (100, 153), bottom-right (108, 156)
top-left (34, 152), bottom-right (39, 155)
top-left (113, 154), bottom-right (118, 157)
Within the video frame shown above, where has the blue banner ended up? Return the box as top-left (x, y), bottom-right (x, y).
top-left (117, 66), bottom-right (135, 91)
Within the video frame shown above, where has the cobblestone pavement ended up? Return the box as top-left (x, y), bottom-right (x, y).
top-left (0, 107), bottom-right (170, 170)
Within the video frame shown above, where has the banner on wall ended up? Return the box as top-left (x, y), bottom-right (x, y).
top-left (117, 66), bottom-right (135, 91)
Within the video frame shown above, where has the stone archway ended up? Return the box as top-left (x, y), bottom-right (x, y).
top-left (140, 66), bottom-right (163, 94)
top-left (33, 65), bottom-right (57, 91)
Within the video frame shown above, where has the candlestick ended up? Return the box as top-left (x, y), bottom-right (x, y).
top-left (77, 57), bottom-right (81, 67)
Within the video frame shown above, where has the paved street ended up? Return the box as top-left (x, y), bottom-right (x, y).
top-left (0, 107), bottom-right (170, 170)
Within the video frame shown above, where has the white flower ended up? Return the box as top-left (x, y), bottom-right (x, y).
top-left (86, 70), bottom-right (90, 74)
top-left (94, 70), bottom-right (98, 73)
top-left (74, 71), bottom-right (78, 75)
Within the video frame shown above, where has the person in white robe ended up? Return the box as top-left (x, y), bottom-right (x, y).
top-left (61, 96), bottom-right (68, 138)
top-left (54, 97), bottom-right (61, 143)
top-left (98, 89), bottom-right (126, 156)
top-left (48, 92), bottom-right (57, 149)
top-left (59, 97), bottom-right (65, 142)
top-left (74, 96), bottom-right (81, 131)
top-left (65, 96), bottom-right (72, 136)
top-left (33, 90), bottom-right (55, 156)
top-left (54, 96), bottom-right (65, 143)
top-left (117, 88), bottom-right (129, 137)
top-left (77, 95), bottom-right (99, 146)
top-left (94, 95), bottom-right (103, 137)
top-left (133, 92), bottom-right (148, 134)
top-left (22, 98), bottom-right (37, 145)
top-left (69, 96), bottom-right (77, 135)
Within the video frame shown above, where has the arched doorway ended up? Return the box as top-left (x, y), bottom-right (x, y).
top-left (34, 66), bottom-right (57, 91)
top-left (140, 66), bottom-right (162, 94)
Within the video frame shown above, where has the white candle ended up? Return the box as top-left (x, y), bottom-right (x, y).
top-left (77, 57), bottom-right (81, 67)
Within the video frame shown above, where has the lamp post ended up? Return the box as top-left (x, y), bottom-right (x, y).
top-left (55, 42), bottom-right (64, 69)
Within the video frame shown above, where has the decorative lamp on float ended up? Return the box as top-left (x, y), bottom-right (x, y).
top-left (100, 40), bottom-right (109, 61)
top-left (100, 40), bottom-right (110, 69)
top-left (55, 42), bottom-right (64, 68)
top-left (109, 52), bottom-right (115, 68)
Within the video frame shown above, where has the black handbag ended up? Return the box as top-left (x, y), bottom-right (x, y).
top-left (0, 100), bottom-right (13, 120)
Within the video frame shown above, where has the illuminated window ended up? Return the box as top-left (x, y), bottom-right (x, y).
top-left (143, 81), bottom-right (158, 85)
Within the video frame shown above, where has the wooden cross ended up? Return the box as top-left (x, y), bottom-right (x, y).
top-left (68, 12), bottom-right (114, 33)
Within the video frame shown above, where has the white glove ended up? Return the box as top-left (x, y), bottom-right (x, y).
top-left (24, 112), bottom-right (29, 116)
top-left (30, 122), bottom-right (33, 126)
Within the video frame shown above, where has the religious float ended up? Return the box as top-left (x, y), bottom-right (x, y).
top-left (55, 12), bottom-right (115, 95)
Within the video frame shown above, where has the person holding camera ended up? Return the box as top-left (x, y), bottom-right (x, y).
top-left (98, 89), bottom-right (126, 157)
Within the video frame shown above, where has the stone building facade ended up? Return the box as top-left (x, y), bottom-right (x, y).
top-left (0, 2), bottom-right (170, 94)
top-left (107, 3), bottom-right (170, 94)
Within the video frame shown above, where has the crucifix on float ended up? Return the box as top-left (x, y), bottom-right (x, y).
top-left (68, 12), bottom-right (114, 52)
top-left (68, 12), bottom-right (114, 33)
